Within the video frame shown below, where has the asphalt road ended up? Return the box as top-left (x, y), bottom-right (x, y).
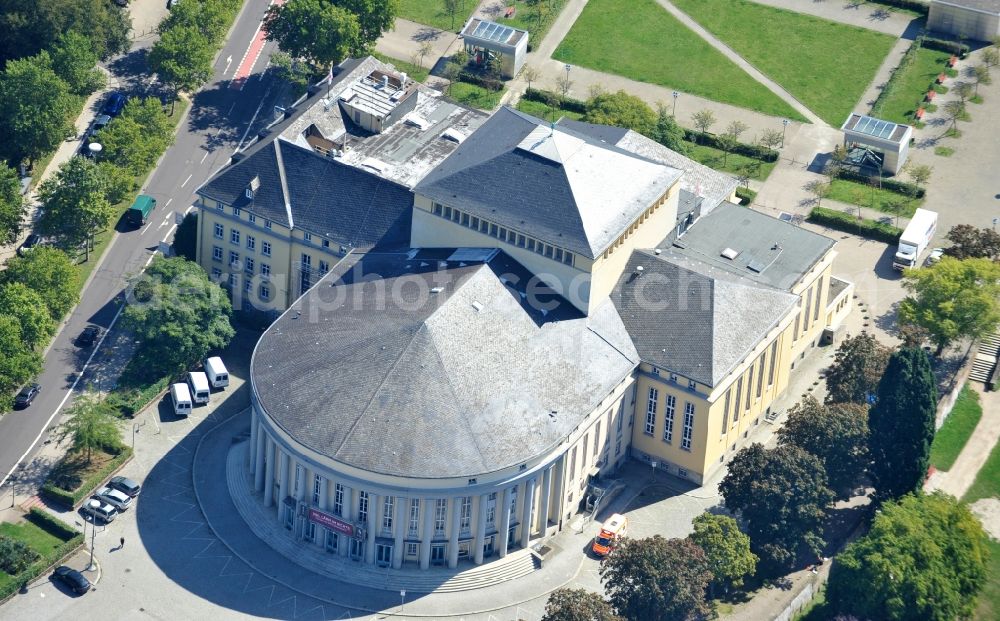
top-left (0, 0), bottom-right (291, 488)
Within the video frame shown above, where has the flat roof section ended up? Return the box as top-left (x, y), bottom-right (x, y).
top-left (461, 17), bottom-right (527, 48)
top-left (842, 113), bottom-right (911, 145)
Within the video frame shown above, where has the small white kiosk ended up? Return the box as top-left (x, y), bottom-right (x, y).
top-left (840, 114), bottom-right (913, 176)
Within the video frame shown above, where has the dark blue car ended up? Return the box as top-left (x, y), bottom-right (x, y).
top-left (103, 91), bottom-right (128, 116)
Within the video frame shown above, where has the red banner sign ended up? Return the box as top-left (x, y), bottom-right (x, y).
top-left (308, 508), bottom-right (354, 536)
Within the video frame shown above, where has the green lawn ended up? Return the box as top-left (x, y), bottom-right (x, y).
top-left (503, 0), bottom-right (570, 49)
top-left (371, 52), bottom-right (430, 83)
top-left (449, 82), bottom-right (506, 110)
top-left (872, 45), bottom-right (952, 124)
top-left (670, 0), bottom-right (896, 125)
top-left (685, 141), bottom-right (777, 181)
top-left (397, 0), bottom-right (475, 31)
top-left (930, 385), bottom-right (983, 471)
top-left (515, 98), bottom-right (584, 122)
top-left (552, 0), bottom-right (805, 121)
top-left (826, 177), bottom-right (922, 217)
top-left (0, 521), bottom-right (67, 593)
top-left (964, 436), bottom-right (1000, 504)
top-left (975, 538), bottom-right (1000, 621)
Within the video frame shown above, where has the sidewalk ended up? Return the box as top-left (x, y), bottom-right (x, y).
top-left (925, 385), bottom-right (1000, 499)
top-left (748, 0), bottom-right (916, 36)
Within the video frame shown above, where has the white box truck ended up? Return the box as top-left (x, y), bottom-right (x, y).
top-left (187, 371), bottom-right (210, 405)
top-left (204, 356), bottom-right (229, 389)
top-left (170, 382), bottom-right (192, 418)
top-left (893, 208), bottom-right (938, 271)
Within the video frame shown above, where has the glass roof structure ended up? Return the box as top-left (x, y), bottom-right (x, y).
top-left (851, 115), bottom-right (898, 140)
top-left (470, 20), bottom-right (518, 44)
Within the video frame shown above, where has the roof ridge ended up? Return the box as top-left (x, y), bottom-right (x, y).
top-left (273, 139), bottom-right (294, 229)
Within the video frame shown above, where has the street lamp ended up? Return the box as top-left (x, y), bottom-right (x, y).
top-left (781, 119), bottom-right (790, 148)
top-left (86, 499), bottom-right (100, 571)
top-left (564, 63), bottom-right (571, 81)
top-left (8, 475), bottom-right (16, 508)
top-left (400, 589), bottom-right (406, 613)
top-left (672, 91), bottom-right (679, 117)
top-left (132, 422), bottom-right (140, 449)
top-left (993, 217), bottom-right (998, 231)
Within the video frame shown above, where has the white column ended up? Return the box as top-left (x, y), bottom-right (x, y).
top-left (498, 487), bottom-right (512, 558)
top-left (296, 465), bottom-right (309, 501)
top-left (277, 451), bottom-right (289, 504)
top-left (539, 466), bottom-right (552, 537)
top-left (339, 484), bottom-right (351, 557)
top-left (253, 425), bottom-right (266, 493)
top-left (393, 496), bottom-right (405, 569)
top-left (315, 474), bottom-right (327, 549)
top-left (249, 413), bottom-right (258, 475)
top-left (447, 497), bottom-right (461, 568)
top-left (263, 439), bottom-right (275, 507)
top-left (419, 498), bottom-right (434, 570)
top-left (473, 492), bottom-right (489, 565)
top-left (366, 492), bottom-right (378, 564)
top-left (520, 478), bottom-right (536, 548)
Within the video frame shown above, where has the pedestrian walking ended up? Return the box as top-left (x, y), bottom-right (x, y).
top-left (120, 536), bottom-right (125, 549)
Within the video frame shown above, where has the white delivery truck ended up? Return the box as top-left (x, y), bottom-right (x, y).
top-left (204, 356), bottom-right (229, 389)
top-left (170, 382), bottom-right (192, 417)
top-left (893, 208), bottom-right (938, 271)
top-left (187, 371), bottom-right (210, 405)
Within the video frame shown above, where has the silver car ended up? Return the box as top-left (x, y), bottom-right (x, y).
top-left (93, 486), bottom-right (132, 512)
top-left (80, 500), bottom-right (118, 524)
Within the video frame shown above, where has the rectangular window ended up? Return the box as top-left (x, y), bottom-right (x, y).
top-left (461, 212), bottom-right (469, 226)
top-left (229, 251), bottom-right (239, 267)
top-left (265, 219), bottom-right (272, 229)
top-left (746, 368), bottom-right (754, 410)
top-left (569, 447), bottom-right (577, 482)
top-left (319, 260), bottom-right (329, 275)
top-left (554, 248), bottom-right (563, 262)
top-left (301, 253), bottom-right (311, 267)
top-left (803, 286), bottom-right (813, 331)
top-left (544, 245), bottom-right (554, 258)
top-left (615, 439), bottom-right (621, 456)
top-left (734, 378), bottom-right (743, 422)
top-left (230, 229), bottom-right (240, 245)
top-left (814, 278), bottom-right (823, 321)
top-left (508, 487), bottom-right (518, 522)
top-left (793, 315), bottom-right (801, 341)
top-left (260, 263), bottom-right (271, 277)
top-left (358, 491), bottom-right (369, 523)
top-left (214, 223), bottom-right (223, 239)
top-left (382, 496), bottom-right (394, 532)
top-left (408, 498), bottom-right (420, 536)
top-left (681, 403), bottom-right (695, 451)
top-left (313, 475), bottom-right (322, 505)
top-left (527, 239), bottom-right (536, 252)
top-left (303, 232), bottom-right (312, 243)
top-left (247, 235), bottom-right (256, 251)
top-left (211, 267), bottom-right (222, 279)
top-left (433, 202), bottom-right (443, 215)
top-left (444, 206), bottom-right (452, 219)
top-left (486, 492), bottom-right (497, 526)
top-left (233, 206), bottom-right (241, 216)
top-left (722, 388), bottom-right (731, 432)
top-left (460, 497), bottom-right (472, 532)
top-left (244, 257), bottom-right (254, 274)
top-left (249, 213), bottom-right (256, 224)
top-left (663, 394), bottom-right (676, 444)
top-left (617, 407), bottom-right (623, 434)
top-left (294, 464), bottom-right (302, 495)
top-left (334, 484), bottom-right (344, 516)
top-left (434, 499), bottom-right (447, 535)
top-left (262, 241), bottom-right (271, 257)
top-left (259, 284), bottom-right (270, 300)
top-left (498, 227), bottom-right (507, 241)
top-left (322, 239), bottom-right (330, 248)
top-left (756, 356), bottom-right (765, 399)
top-left (489, 223), bottom-right (498, 237)
top-left (215, 202), bottom-right (224, 211)
top-left (644, 387), bottom-right (658, 435)
top-left (212, 246), bottom-right (223, 261)
top-left (563, 252), bottom-right (573, 266)
top-left (768, 341), bottom-right (778, 386)
top-left (228, 273), bottom-right (237, 288)
top-left (594, 422), bottom-right (601, 456)
top-left (451, 209), bottom-right (461, 222)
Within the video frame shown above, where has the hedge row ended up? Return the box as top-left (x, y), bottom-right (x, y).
top-left (870, 39), bottom-right (921, 117)
top-left (41, 445), bottom-right (134, 510)
top-left (736, 187), bottom-right (757, 206)
top-left (684, 130), bottom-right (780, 163)
top-left (27, 509), bottom-right (79, 541)
top-left (0, 524), bottom-right (82, 602)
top-left (808, 207), bottom-right (903, 243)
top-left (106, 373), bottom-right (173, 418)
top-left (871, 0), bottom-right (929, 15)
top-left (522, 87), bottom-right (588, 114)
top-left (456, 71), bottom-right (504, 92)
top-left (921, 36), bottom-right (970, 58)
top-left (834, 167), bottom-right (925, 198)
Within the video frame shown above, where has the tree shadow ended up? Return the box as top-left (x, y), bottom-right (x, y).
top-left (874, 300), bottom-right (901, 335)
top-left (106, 48), bottom-right (153, 95)
top-left (411, 27), bottom-right (444, 43)
top-left (186, 81), bottom-right (249, 144)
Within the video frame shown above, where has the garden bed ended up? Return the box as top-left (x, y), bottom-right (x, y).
top-left (871, 45), bottom-right (952, 124)
top-left (826, 178), bottom-right (922, 217)
top-left (930, 385), bottom-right (982, 471)
top-left (449, 82), bottom-right (506, 111)
top-left (0, 509), bottom-right (83, 602)
top-left (808, 207), bottom-right (902, 243)
top-left (41, 445), bottom-right (133, 510)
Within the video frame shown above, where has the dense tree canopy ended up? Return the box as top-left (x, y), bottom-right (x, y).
top-left (50, 31), bottom-right (106, 96)
top-left (899, 257), bottom-right (1000, 354)
top-left (0, 0), bottom-right (130, 66)
top-left (0, 52), bottom-right (76, 166)
top-left (651, 105), bottom-right (687, 154)
top-left (148, 25), bottom-right (215, 95)
top-left (0, 282), bottom-right (55, 351)
top-left (0, 164), bottom-right (25, 245)
top-left (122, 256), bottom-right (235, 375)
top-left (264, 0), bottom-right (362, 68)
top-left (0, 315), bottom-right (43, 410)
top-left (824, 332), bottom-right (891, 405)
top-left (583, 91), bottom-right (657, 136)
top-left (827, 492), bottom-right (989, 621)
top-left (337, 0), bottom-right (399, 54)
top-left (719, 444), bottom-right (833, 574)
top-left (37, 157), bottom-right (117, 255)
top-left (944, 224), bottom-right (1000, 260)
top-left (54, 392), bottom-right (123, 463)
top-left (868, 347), bottom-right (937, 502)
top-left (1, 247), bottom-right (79, 321)
top-left (158, 0), bottom-right (236, 45)
top-left (541, 588), bottom-right (622, 621)
top-left (777, 396), bottom-right (869, 494)
top-left (688, 512), bottom-right (757, 591)
top-left (95, 97), bottom-right (175, 176)
top-left (601, 536), bottom-right (713, 621)
top-left (172, 212), bottom-right (198, 261)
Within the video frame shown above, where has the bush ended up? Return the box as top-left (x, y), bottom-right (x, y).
top-left (0, 537), bottom-right (40, 574)
top-left (683, 129), bottom-right (779, 162)
top-left (41, 445), bottom-right (134, 509)
top-left (523, 87), bottom-right (588, 113)
top-left (834, 167), bottom-right (925, 197)
top-left (921, 36), bottom-right (970, 58)
top-left (27, 508), bottom-right (78, 540)
top-left (871, 0), bottom-right (929, 15)
top-left (0, 531), bottom-right (83, 601)
top-left (456, 71), bottom-right (503, 92)
top-left (808, 207), bottom-right (903, 243)
top-left (736, 187), bottom-right (757, 206)
top-left (871, 39), bottom-right (920, 117)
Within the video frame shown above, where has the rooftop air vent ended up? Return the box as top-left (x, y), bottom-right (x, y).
top-left (440, 128), bottom-right (466, 143)
top-left (721, 247), bottom-right (739, 260)
top-left (430, 286), bottom-right (444, 293)
top-left (472, 301), bottom-right (484, 312)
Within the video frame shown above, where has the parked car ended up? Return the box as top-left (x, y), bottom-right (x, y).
top-left (17, 233), bottom-right (41, 256)
top-left (113, 0), bottom-right (128, 6)
top-left (77, 325), bottom-right (101, 348)
top-left (80, 500), bottom-right (117, 524)
top-left (167, 0), bottom-right (179, 8)
top-left (53, 566), bottom-right (91, 594)
top-left (102, 91), bottom-right (128, 117)
top-left (108, 475), bottom-right (141, 498)
top-left (88, 114), bottom-right (111, 137)
top-left (93, 486), bottom-right (131, 511)
top-left (13, 383), bottom-right (40, 409)
top-left (925, 247), bottom-right (945, 266)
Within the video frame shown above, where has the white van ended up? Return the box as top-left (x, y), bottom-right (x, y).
top-left (204, 356), bottom-right (229, 389)
top-left (187, 371), bottom-right (210, 405)
top-left (170, 382), bottom-right (192, 418)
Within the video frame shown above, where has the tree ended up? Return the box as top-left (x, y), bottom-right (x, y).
top-left (0, 0), bottom-right (131, 66)
top-left (1, 247), bottom-right (79, 321)
top-left (776, 396), bottom-right (869, 494)
top-left (688, 513), bottom-right (757, 593)
top-left (37, 157), bottom-right (117, 259)
top-left (805, 179), bottom-right (830, 207)
top-left (868, 347), bottom-right (937, 502)
top-left (601, 536), bottom-right (713, 621)
top-left (172, 212), bottom-right (198, 261)
top-left (652, 104), bottom-right (687, 154)
top-left (898, 257), bottom-right (1000, 354)
top-left (0, 315), bottom-right (43, 411)
top-left (122, 256), bottom-right (235, 375)
top-left (972, 64), bottom-right (992, 96)
top-left (691, 109), bottom-right (716, 144)
top-left (944, 224), bottom-right (1000, 259)
top-left (583, 90), bottom-right (656, 135)
top-left (953, 80), bottom-right (974, 104)
top-left (270, 50), bottom-right (317, 95)
top-left (158, 0), bottom-right (231, 45)
top-left (759, 128), bottom-right (783, 151)
top-left (0, 52), bottom-right (76, 166)
top-left (0, 164), bottom-right (25, 245)
top-left (444, 0), bottom-right (461, 30)
top-left (53, 392), bottom-right (122, 463)
top-left (337, 0), bottom-right (399, 54)
top-left (555, 74), bottom-right (573, 100)
top-left (441, 60), bottom-right (461, 96)
top-left (827, 492), bottom-right (989, 621)
top-left (521, 64), bottom-right (540, 93)
top-left (263, 0), bottom-right (360, 69)
top-left (416, 41), bottom-right (434, 68)
top-left (0, 282), bottom-right (56, 350)
top-left (148, 25), bottom-right (215, 98)
top-left (542, 588), bottom-right (622, 621)
top-left (941, 99), bottom-right (965, 132)
top-left (719, 444), bottom-right (833, 574)
top-left (0, 536), bottom-right (40, 574)
top-left (49, 31), bottom-right (105, 96)
top-left (824, 332), bottom-right (892, 405)
top-left (904, 162), bottom-right (932, 194)
top-left (984, 47), bottom-right (1000, 69)
top-left (96, 97), bottom-right (175, 176)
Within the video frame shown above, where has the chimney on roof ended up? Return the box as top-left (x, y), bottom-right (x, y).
top-left (382, 75), bottom-right (389, 89)
top-left (400, 72), bottom-right (407, 84)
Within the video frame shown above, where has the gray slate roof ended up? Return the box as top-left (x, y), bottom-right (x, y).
top-left (252, 250), bottom-right (638, 479)
top-left (198, 139), bottom-right (413, 251)
top-left (610, 250), bottom-right (798, 387)
top-left (415, 107), bottom-right (682, 259)
top-left (659, 202), bottom-right (835, 292)
top-left (933, 0), bottom-right (1000, 14)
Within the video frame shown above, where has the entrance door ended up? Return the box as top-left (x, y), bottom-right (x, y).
top-left (349, 538), bottom-right (364, 560)
top-left (283, 505), bottom-right (294, 531)
top-left (431, 544), bottom-right (446, 565)
top-left (507, 525), bottom-right (517, 550)
top-left (483, 535), bottom-right (495, 558)
top-left (376, 543), bottom-right (392, 567)
top-left (325, 530), bottom-right (339, 553)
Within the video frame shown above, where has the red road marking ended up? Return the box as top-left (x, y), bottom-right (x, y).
top-left (230, 0), bottom-right (287, 91)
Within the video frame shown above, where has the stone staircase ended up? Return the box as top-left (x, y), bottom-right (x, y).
top-left (970, 332), bottom-right (1000, 384)
top-left (225, 443), bottom-right (540, 593)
